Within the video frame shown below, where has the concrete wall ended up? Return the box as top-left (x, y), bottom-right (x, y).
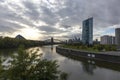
top-left (56, 47), bottom-right (120, 64)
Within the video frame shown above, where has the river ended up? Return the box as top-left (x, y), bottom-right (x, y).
top-left (0, 45), bottom-right (120, 80)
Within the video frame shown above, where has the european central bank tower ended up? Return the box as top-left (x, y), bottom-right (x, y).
top-left (82, 18), bottom-right (93, 45)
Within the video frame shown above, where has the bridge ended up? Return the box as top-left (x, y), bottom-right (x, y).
top-left (44, 37), bottom-right (65, 45)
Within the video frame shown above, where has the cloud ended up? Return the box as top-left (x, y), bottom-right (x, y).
top-left (0, 0), bottom-right (4, 2)
top-left (22, 1), bottom-right (40, 21)
top-left (0, 19), bottom-right (23, 33)
top-left (38, 25), bottom-right (66, 34)
top-left (0, 0), bottom-right (120, 40)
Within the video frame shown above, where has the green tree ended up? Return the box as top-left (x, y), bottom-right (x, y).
top-left (1, 45), bottom-right (67, 80)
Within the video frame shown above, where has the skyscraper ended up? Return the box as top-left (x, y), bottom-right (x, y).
top-left (82, 17), bottom-right (93, 45)
top-left (115, 28), bottom-right (120, 45)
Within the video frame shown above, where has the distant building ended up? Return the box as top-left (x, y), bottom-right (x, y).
top-left (15, 35), bottom-right (25, 40)
top-left (51, 37), bottom-right (54, 44)
top-left (67, 37), bottom-right (81, 43)
top-left (93, 39), bottom-right (100, 44)
top-left (100, 35), bottom-right (115, 45)
top-left (112, 36), bottom-right (115, 44)
top-left (82, 17), bottom-right (93, 45)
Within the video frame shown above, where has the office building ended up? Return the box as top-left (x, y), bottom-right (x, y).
top-left (100, 35), bottom-right (115, 45)
top-left (115, 28), bottom-right (120, 45)
top-left (82, 17), bottom-right (93, 45)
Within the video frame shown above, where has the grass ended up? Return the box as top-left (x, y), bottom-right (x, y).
top-left (61, 45), bottom-right (99, 52)
top-left (60, 44), bottom-right (117, 53)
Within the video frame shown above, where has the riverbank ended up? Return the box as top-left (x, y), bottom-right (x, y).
top-left (56, 46), bottom-right (120, 64)
top-left (0, 37), bottom-right (61, 49)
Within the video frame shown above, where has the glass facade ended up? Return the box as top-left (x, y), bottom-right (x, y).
top-left (82, 18), bottom-right (93, 45)
top-left (115, 28), bottom-right (120, 45)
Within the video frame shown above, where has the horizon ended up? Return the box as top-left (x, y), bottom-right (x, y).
top-left (0, 0), bottom-right (120, 40)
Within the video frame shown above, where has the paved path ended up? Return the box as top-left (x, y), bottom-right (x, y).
top-left (99, 51), bottom-right (120, 56)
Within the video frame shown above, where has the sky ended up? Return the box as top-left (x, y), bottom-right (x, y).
top-left (0, 0), bottom-right (120, 40)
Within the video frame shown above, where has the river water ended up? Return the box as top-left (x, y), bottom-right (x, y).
top-left (0, 45), bottom-right (120, 80)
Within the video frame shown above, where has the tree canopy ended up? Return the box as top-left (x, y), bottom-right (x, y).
top-left (0, 45), bottom-right (68, 80)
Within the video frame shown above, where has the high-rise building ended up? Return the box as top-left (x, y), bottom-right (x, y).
top-left (115, 28), bottom-right (120, 45)
top-left (82, 17), bottom-right (93, 45)
top-left (100, 35), bottom-right (115, 45)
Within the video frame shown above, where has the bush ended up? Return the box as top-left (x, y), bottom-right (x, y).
top-left (0, 45), bottom-right (68, 80)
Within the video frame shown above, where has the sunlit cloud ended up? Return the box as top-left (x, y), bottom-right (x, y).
top-left (19, 27), bottom-right (42, 40)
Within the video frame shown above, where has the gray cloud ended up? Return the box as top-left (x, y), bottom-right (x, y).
top-left (56, 0), bottom-right (120, 28)
top-left (63, 33), bottom-right (82, 39)
top-left (61, 25), bottom-right (71, 28)
top-left (39, 6), bottom-right (59, 25)
top-left (22, 1), bottom-right (40, 21)
top-left (0, 0), bottom-right (120, 39)
top-left (0, 19), bottom-right (23, 33)
top-left (0, 2), bottom-right (35, 27)
top-left (38, 25), bottom-right (63, 33)
top-left (0, 0), bottom-right (4, 2)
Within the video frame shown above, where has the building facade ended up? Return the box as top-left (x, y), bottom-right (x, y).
top-left (112, 36), bottom-right (115, 44)
top-left (82, 17), bottom-right (93, 45)
top-left (115, 28), bottom-right (120, 45)
top-left (100, 35), bottom-right (115, 45)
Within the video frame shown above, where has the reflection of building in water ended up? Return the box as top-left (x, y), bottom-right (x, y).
top-left (50, 45), bottom-right (56, 53)
top-left (82, 62), bottom-right (96, 75)
top-left (51, 45), bottom-right (53, 51)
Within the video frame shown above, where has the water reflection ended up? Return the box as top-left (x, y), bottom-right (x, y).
top-left (58, 50), bottom-right (120, 73)
top-left (82, 62), bottom-right (96, 75)
top-left (0, 48), bottom-right (17, 57)
top-left (51, 45), bottom-right (54, 51)
top-left (0, 45), bottom-right (120, 80)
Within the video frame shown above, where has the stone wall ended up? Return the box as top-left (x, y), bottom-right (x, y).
top-left (56, 47), bottom-right (120, 64)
